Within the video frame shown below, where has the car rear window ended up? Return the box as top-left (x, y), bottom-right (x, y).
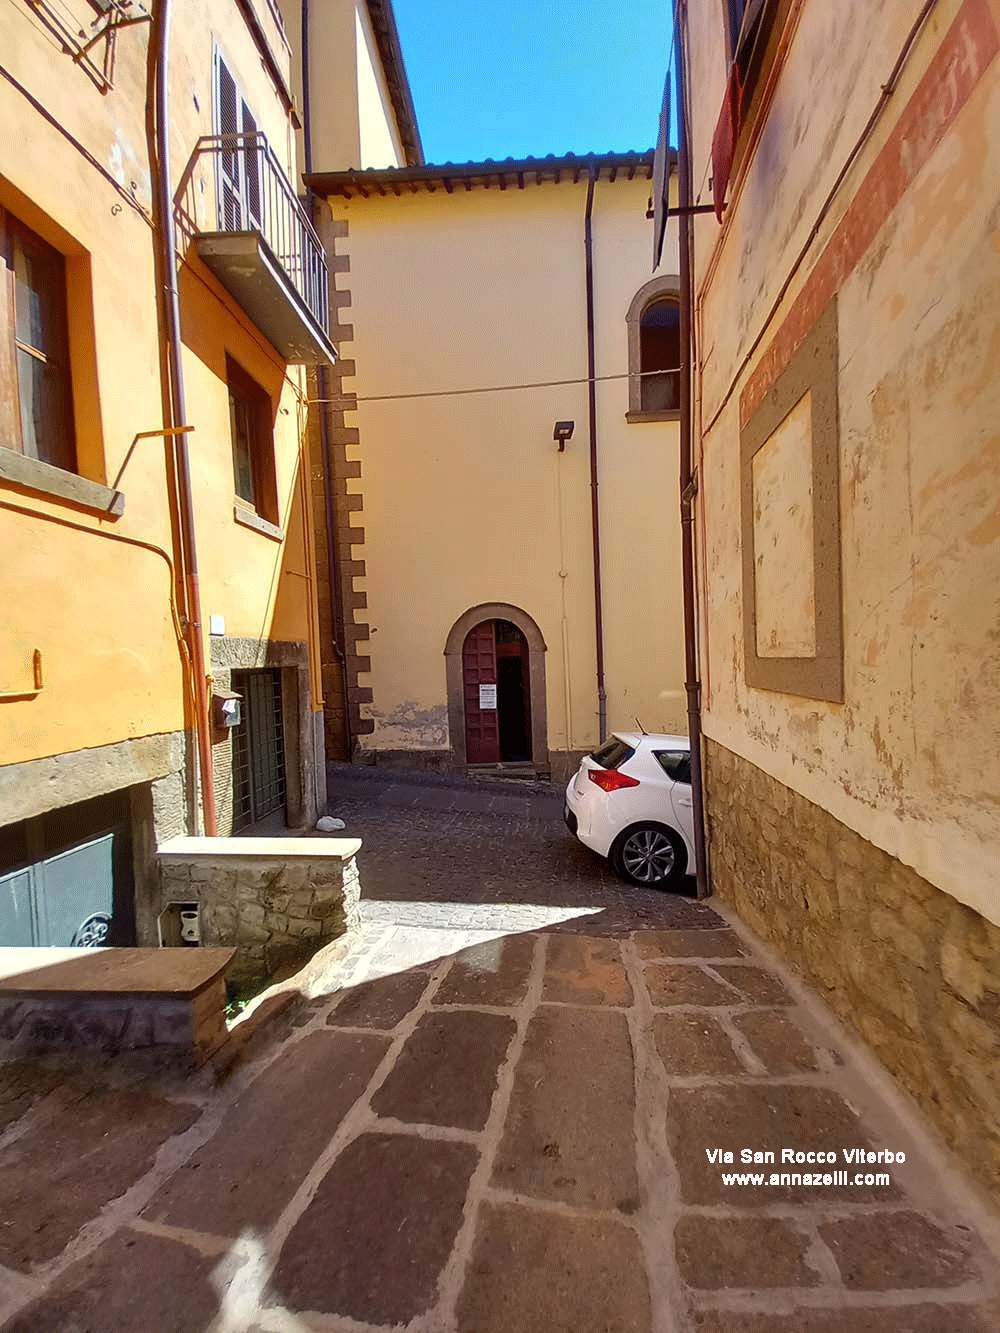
top-left (654, 750), bottom-right (691, 783)
top-left (589, 737), bottom-right (635, 770)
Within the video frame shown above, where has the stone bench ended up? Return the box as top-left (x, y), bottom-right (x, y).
top-left (157, 835), bottom-right (362, 986)
top-left (0, 946), bottom-right (234, 1058)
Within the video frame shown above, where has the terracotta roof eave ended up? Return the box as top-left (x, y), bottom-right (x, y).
top-left (306, 148), bottom-right (668, 198)
top-left (365, 0), bottom-right (424, 166)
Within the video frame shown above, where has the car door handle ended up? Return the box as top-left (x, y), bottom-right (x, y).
top-left (675, 795), bottom-right (692, 807)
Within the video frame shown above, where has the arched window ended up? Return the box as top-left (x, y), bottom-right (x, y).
top-left (626, 275), bottom-right (681, 421)
top-left (639, 299), bottom-right (681, 412)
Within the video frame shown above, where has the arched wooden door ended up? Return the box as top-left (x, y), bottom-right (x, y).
top-left (462, 620), bottom-right (532, 764)
top-left (462, 622), bottom-right (500, 763)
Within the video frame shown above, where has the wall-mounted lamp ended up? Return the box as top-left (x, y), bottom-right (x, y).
top-left (553, 420), bottom-right (575, 452)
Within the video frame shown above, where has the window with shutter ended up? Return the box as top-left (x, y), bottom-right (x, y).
top-left (213, 51), bottom-right (262, 234)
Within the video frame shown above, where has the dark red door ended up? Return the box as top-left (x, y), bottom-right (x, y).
top-left (463, 622), bottom-right (500, 763)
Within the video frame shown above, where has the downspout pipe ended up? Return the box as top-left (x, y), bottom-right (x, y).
top-left (301, 0), bottom-right (353, 761)
top-left (584, 166), bottom-right (608, 744)
top-left (152, 0), bottom-right (218, 836)
top-left (676, 3), bottom-right (710, 898)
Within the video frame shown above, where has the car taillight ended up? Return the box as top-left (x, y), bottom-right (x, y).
top-left (588, 768), bottom-right (640, 792)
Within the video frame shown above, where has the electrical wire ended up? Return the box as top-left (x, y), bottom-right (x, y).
top-left (702, 0), bottom-right (939, 437)
top-left (308, 365), bottom-right (684, 405)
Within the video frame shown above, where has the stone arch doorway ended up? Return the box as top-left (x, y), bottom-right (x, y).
top-left (445, 603), bottom-right (548, 772)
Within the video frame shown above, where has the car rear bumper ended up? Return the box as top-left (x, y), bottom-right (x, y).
top-left (563, 779), bottom-right (613, 857)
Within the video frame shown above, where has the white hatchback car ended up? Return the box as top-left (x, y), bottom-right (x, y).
top-left (564, 732), bottom-right (695, 889)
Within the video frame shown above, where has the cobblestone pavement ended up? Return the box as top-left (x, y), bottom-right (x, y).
top-left (0, 771), bottom-right (998, 1331)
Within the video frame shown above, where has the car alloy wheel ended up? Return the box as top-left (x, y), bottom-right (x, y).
top-left (621, 828), bottom-right (676, 883)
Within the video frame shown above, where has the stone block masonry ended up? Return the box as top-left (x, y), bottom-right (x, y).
top-left (705, 737), bottom-right (1000, 1199)
top-left (157, 836), bottom-right (361, 986)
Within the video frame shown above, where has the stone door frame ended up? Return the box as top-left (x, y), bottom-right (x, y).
top-left (444, 603), bottom-right (548, 774)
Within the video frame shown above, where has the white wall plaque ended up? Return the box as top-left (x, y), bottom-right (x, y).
top-left (479, 683), bottom-right (498, 710)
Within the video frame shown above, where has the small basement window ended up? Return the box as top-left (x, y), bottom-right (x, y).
top-left (227, 355), bottom-right (278, 526)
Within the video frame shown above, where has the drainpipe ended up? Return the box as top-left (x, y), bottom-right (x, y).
top-left (152, 0), bottom-right (218, 836)
top-left (301, 0), bottom-right (353, 762)
top-left (676, 3), bottom-right (710, 898)
top-left (584, 165), bottom-right (608, 743)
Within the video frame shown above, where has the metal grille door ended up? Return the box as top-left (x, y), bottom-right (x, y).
top-left (463, 622), bottom-right (500, 764)
top-left (232, 669), bottom-right (287, 831)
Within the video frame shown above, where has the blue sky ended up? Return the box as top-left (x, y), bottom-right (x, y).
top-left (393, 0), bottom-right (674, 165)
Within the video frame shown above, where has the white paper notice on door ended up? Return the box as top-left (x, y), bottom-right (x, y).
top-left (479, 683), bottom-right (498, 710)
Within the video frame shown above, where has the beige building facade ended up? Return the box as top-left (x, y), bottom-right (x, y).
top-left (305, 153), bottom-right (687, 780)
top-left (681, 0), bottom-right (1000, 1191)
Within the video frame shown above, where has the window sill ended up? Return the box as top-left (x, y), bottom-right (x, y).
top-left (233, 503), bottom-right (284, 541)
top-left (626, 410), bottom-right (681, 424)
top-left (0, 448), bottom-right (124, 516)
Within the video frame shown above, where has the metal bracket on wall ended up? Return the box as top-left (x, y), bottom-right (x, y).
top-left (23, 0), bottom-right (150, 92)
top-left (0, 649), bottom-right (43, 701)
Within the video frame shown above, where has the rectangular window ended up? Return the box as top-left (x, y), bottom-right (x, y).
top-left (227, 355), bottom-right (277, 524)
top-left (0, 208), bottom-right (75, 472)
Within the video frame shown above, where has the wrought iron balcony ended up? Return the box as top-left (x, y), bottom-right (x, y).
top-left (185, 132), bottom-right (335, 365)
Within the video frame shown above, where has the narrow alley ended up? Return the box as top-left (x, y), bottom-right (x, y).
top-left (0, 771), bottom-right (997, 1332)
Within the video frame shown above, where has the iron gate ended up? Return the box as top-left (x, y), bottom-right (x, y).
top-left (231, 669), bottom-right (287, 832)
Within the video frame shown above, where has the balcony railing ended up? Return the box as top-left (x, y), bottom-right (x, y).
top-left (183, 132), bottom-right (334, 363)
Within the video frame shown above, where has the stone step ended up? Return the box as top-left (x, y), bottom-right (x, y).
top-left (0, 946), bottom-right (234, 1059)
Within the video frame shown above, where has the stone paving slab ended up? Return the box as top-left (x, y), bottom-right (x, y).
top-left (493, 1003), bottom-right (639, 1211)
top-left (0, 1087), bottom-right (197, 1271)
top-left (272, 1131), bottom-right (478, 1324)
top-left (712, 963), bottom-right (794, 1005)
top-left (372, 1008), bottom-right (517, 1130)
top-left (434, 933), bottom-right (535, 1006)
top-left (734, 1008), bottom-right (826, 1074)
top-left (326, 967), bottom-right (430, 1029)
top-left (817, 1210), bottom-right (976, 1290)
top-left (690, 1307), bottom-right (997, 1332)
top-left (458, 1199), bottom-right (652, 1333)
top-left (635, 928), bottom-right (750, 960)
top-left (143, 1029), bottom-right (388, 1236)
top-left (653, 1011), bottom-right (747, 1075)
top-left (645, 962), bottom-right (739, 1006)
top-left (1, 1229), bottom-right (218, 1333)
top-left (543, 934), bottom-right (633, 1006)
top-left (675, 1214), bottom-right (821, 1289)
top-left (666, 1083), bottom-right (905, 1207)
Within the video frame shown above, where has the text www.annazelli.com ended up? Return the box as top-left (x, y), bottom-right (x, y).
top-left (710, 1148), bottom-right (902, 1190)
top-left (721, 1171), bottom-right (891, 1188)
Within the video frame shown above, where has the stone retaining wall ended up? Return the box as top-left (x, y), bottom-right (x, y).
top-left (157, 837), bottom-right (361, 987)
top-left (705, 738), bottom-right (1000, 1198)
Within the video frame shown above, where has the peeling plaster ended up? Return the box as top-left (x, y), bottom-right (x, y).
top-left (368, 702), bottom-right (450, 750)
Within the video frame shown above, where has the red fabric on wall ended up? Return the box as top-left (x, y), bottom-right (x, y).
top-left (711, 62), bottom-right (743, 222)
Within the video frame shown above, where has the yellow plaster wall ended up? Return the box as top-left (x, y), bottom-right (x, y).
top-left (277, 0), bottom-right (407, 175)
top-left (355, 0), bottom-right (407, 168)
top-left (687, 0), bottom-right (1000, 923)
top-left (330, 175), bottom-right (685, 759)
top-left (0, 0), bottom-right (316, 769)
